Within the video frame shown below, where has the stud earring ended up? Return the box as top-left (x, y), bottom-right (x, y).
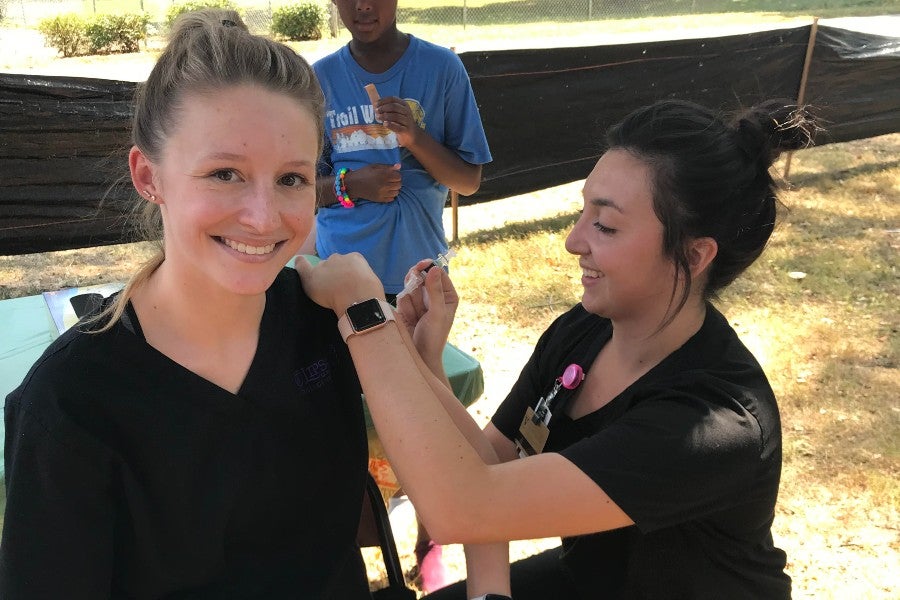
top-left (143, 189), bottom-right (156, 202)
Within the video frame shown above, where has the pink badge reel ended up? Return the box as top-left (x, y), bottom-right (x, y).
top-left (560, 363), bottom-right (585, 390)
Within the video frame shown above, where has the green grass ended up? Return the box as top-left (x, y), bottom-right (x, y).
top-left (398, 0), bottom-right (898, 26)
top-left (446, 135), bottom-right (899, 596)
top-left (54, 0), bottom-right (900, 27)
top-left (0, 7), bottom-right (897, 590)
top-left (0, 135), bottom-right (896, 597)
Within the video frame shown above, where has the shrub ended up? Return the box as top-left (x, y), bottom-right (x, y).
top-left (38, 12), bottom-right (148, 57)
top-left (271, 3), bottom-right (324, 41)
top-left (166, 0), bottom-right (238, 27)
top-left (37, 14), bottom-right (89, 58)
top-left (85, 13), bottom-right (149, 54)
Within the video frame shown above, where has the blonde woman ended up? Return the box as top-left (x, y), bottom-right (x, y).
top-left (2, 11), bottom-right (372, 598)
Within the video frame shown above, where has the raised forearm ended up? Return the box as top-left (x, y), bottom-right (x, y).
top-left (405, 132), bottom-right (482, 196)
top-left (409, 346), bottom-right (512, 595)
top-left (316, 175), bottom-right (338, 208)
top-left (345, 320), bottom-right (495, 540)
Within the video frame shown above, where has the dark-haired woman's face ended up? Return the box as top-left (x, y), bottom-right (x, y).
top-left (565, 150), bottom-right (677, 322)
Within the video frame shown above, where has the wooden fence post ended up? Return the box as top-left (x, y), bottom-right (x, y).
top-left (783, 17), bottom-right (819, 180)
top-left (450, 190), bottom-right (459, 244)
top-left (328, 2), bottom-right (340, 38)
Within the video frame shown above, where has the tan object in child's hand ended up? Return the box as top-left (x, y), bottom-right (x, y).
top-left (364, 83), bottom-right (380, 106)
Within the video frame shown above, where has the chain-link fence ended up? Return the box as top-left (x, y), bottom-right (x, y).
top-left (0, 0), bottom-right (731, 33)
top-left (2, 1), bottom-right (894, 43)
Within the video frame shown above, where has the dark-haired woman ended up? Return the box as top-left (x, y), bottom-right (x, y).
top-left (300, 98), bottom-right (816, 599)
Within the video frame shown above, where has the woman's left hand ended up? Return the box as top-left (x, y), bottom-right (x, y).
top-left (295, 253), bottom-right (385, 316)
top-left (396, 259), bottom-right (459, 364)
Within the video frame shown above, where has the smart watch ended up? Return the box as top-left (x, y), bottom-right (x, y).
top-left (337, 298), bottom-right (395, 342)
top-left (469, 595), bottom-right (512, 600)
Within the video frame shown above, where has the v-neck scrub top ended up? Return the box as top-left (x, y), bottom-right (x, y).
top-left (1, 269), bottom-right (370, 599)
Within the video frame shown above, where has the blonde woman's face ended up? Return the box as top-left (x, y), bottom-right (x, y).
top-left (152, 84), bottom-right (318, 296)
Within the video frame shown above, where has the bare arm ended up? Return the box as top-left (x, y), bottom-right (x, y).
top-left (405, 132), bottom-right (482, 196)
top-left (348, 305), bottom-right (632, 545)
top-left (395, 260), bottom-right (510, 597)
top-left (484, 422), bottom-right (520, 464)
top-left (296, 254), bottom-right (632, 546)
top-left (405, 334), bottom-right (511, 596)
top-left (376, 96), bottom-right (482, 196)
top-left (316, 165), bottom-right (402, 208)
top-left (315, 175), bottom-right (336, 208)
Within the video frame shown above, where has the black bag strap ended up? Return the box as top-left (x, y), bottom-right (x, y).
top-left (365, 473), bottom-right (417, 600)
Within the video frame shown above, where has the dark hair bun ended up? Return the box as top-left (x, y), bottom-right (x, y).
top-left (732, 100), bottom-right (817, 167)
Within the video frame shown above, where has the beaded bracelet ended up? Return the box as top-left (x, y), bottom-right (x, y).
top-left (334, 167), bottom-right (354, 208)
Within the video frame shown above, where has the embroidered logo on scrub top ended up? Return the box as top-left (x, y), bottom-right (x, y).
top-left (293, 359), bottom-right (332, 395)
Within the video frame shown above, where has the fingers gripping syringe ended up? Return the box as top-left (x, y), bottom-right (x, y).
top-left (395, 248), bottom-right (456, 302)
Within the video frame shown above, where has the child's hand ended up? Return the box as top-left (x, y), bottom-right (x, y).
top-left (375, 96), bottom-right (420, 148)
top-left (346, 163), bottom-right (401, 202)
top-left (295, 253), bottom-right (385, 317)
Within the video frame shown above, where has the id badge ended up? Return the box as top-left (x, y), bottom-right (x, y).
top-left (516, 407), bottom-right (550, 457)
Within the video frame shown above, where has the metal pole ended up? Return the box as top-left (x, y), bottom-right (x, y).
top-left (589, 0), bottom-right (593, 20)
top-left (783, 17), bottom-right (819, 180)
top-left (463, 0), bottom-right (467, 31)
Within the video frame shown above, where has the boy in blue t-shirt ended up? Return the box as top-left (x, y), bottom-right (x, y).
top-left (305, 0), bottom-right (492, 302)
top-left (304, 0), bottom-right (494, 593)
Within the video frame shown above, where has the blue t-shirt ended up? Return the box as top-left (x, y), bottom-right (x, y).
top-left (313, 36), bottom-right (492, 293)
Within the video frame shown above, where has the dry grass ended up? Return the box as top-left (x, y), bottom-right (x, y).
top-left (1, 27), bottom-right (898, 599)
top-left (361, 135), bottom-right (900, 597)
top-left (0, 136), bottom-right (897, 600)
top-left (441, 136), bottom-right (900, 599)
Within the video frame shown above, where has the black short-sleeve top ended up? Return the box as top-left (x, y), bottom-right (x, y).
top-left (492, 303), bottom-right (791, 599)
top-left (2, 268), bottom-right (370, 599)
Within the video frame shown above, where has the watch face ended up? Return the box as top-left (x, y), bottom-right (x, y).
top-left (346, 298), bottom-right (387, 332)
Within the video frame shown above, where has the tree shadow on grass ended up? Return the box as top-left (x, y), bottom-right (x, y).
top-left (458, 212), bottom-right (578, 246)
top-left (787, 158), bottom-right (900, 189)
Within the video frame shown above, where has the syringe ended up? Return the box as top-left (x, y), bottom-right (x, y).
top-left (394, 248), bottom-right (457, 302)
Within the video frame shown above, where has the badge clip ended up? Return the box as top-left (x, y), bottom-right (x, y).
top-left (516, 363), bottom-right (586, 458)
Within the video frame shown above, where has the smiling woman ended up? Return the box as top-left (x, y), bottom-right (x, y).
top-left (297, 97), bottom-right (818, 600)
top-left (0, 9), bottom-right (374, 599)
top-left (129, 85), bottom-right (319, 303)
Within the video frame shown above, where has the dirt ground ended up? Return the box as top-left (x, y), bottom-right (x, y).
top-left (2, 21), bottom-right (898, 599)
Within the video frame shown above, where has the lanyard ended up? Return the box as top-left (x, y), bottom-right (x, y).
top-left (515, 323), bottom-right (610, 458)
top-left (531, 363), bottom-right (584, 425)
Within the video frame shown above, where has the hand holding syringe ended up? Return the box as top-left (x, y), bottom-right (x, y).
top-left (394, 248), bottom-right (456, 303)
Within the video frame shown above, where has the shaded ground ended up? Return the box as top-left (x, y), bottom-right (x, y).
top-left (1, 19), bottom-right (898, 599)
